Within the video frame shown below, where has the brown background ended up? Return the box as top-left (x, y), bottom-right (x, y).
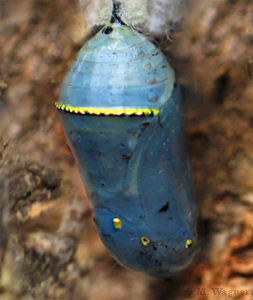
top-left (0, 0), bottom-right (253, 299)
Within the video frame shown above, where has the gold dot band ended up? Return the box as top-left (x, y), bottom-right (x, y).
top-left (55, 101), bottom-right (159, 116)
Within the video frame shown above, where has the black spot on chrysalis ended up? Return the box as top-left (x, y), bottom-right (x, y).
top-left (157, 202), bottom-right (170, 213)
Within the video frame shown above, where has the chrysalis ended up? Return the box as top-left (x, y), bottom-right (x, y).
top-left (56, 2), bottom-right (198, 277)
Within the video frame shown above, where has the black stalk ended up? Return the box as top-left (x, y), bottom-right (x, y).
top-left (110, 0), bottom-right (124, 24)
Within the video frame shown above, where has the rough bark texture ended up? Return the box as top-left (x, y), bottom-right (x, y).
top-left (0, 0), bottom-right (252, 299)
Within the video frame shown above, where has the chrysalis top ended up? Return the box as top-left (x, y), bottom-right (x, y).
top-left (57, 22), bottom-right (175, 114)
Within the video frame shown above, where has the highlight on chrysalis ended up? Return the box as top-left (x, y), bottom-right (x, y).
top-left (56, 0), bottom-right (198, 278)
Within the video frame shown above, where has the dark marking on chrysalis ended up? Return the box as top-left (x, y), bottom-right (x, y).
top-left (157, 202), bottom-right (170, 213)
top-left (122, 154), bottom-right (131, 159)
top-left (153, 245), bottom-right (158, 251)
top-left (141, 121), bottom-right (151, 126)
top-left (103, 26), bottom-right (113, 34)
top-left (152, 51), bottom-right (160, 57)
top-left (101, 233), bottom-right (112, 237)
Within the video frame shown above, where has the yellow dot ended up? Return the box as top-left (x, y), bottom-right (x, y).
top-left (147, 78), bottom-right (156, 85)
top-left (113, 218), bottom-right (122, 229)
top-left (185, 239), bottom-right (193, 249)
top-left (141, 236), bottom-right (150, 246)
